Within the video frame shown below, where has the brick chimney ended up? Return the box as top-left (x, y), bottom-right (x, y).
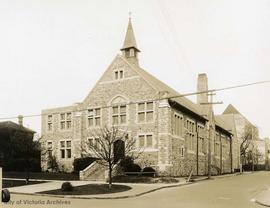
top-left (18, 115), bottom-right (23, 126)
top-left (197, 73), bottom-right (208, 104)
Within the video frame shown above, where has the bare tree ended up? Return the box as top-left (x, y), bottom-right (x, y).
top-left (39, 137), bottom-right (60, 172)
top-left (81, 126), bottom-right (138, 189)
top-left (240, 124), bottom-right (259, 166)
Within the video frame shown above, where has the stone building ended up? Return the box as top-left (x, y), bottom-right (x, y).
top-left (41, 19), bottom-right (233, 177)
top-left (265, 138), bottom-right (270, 170)
top-left (216, 104), bottom-right (259, 171)
top-left (254, 139), bottom-right (267, 165)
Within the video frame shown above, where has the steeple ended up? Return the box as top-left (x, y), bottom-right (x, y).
top-left (121, 17), bottom-right (140, 65)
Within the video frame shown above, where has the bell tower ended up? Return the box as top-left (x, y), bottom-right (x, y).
top-left (120, 17), bottom-right (140, 65)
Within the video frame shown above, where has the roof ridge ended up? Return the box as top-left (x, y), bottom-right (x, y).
top-left (119, 56), bottom-right (160, 93)
top-left (0, 121), bottom-right (35, 133)
top-left (119, 55), bottom-right (204, 116)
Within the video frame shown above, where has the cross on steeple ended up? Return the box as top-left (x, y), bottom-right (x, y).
top-left (120, 17), bottom-right (140, 65)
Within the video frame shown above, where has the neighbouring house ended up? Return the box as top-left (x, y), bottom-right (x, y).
top-left (216, 104), bottom-right (259, 171)
top-left (0, 117), bottom-right (39, 172)
top-left (265, 138), bottom-right (270, 170)
top-left (41, 18), bottom-right (233, 178)
top-left (253, 139), bottom-right (266, 165)
top-left (251, 138), bottom-right (270, 170)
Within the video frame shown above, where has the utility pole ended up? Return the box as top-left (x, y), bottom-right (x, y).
top-left (251, 127), bottom-right (255, 172)
top-left (200, 92), bottom-right (223, 179)
top-left (208, 92), bottom-right (214, 179)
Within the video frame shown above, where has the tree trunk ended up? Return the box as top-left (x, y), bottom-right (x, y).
top-left (108, 164), bottom-right (112, 189)
top-left (25, 159), bottom-right (30, 184)
top-left (252, 154), bottom-right (254, 172)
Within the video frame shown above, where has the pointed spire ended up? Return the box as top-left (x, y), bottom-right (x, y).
top-left (121, 17), bottom-right (140, 52)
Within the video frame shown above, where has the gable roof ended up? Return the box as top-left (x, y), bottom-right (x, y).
top-left (222, 104), bottom-right (254, 128)
top-left (119, 55), bottom-right (206, 119)
top-left (215, 114), bottom-right (234, 135)
top-left (0, 121), bottom-right (35, 134)
top-left (223, 104), bottom-right (241, 115)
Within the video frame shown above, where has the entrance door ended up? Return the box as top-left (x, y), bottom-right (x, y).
top-left (113, 140), bottom-right (125, 163)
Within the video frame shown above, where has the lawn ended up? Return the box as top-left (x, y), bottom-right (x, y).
top-left (3, 180), bottom-right (47, 188)
top-left (3, 171), bottom-right (79, 181)
top-left (40, 184), bottom-right (132, 195)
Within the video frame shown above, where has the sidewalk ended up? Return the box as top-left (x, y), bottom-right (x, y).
top-left (5, 178), bottom-right (195, 199)
top-left (255, 189), bottom-right (270, 207)
top-left (5, 173), bottom-right (242, 199)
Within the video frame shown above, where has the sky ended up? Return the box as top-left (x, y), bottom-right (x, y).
top-left (0, 0), bottom-right (270, 138)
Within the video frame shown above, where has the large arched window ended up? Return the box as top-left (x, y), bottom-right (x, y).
top-left (111, 96), bottom-right (127, 125)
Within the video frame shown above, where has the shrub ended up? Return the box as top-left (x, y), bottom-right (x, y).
top-left (4, 157), bottom-right (41, 172)
top-left (47, 155), bottom-right (59, 172)
top-left (119, 156), bottom-right (134, 172)
top-left (61, 182), bottom-right (73, 192)
top-left (130, 164), bottom-right (142, 172)
top-left (73, 157), bottom-right (98, 173)
top-left (29, 158), bottom-right (41, 172)
top-left (120, 156), bottom-right (141, 174)
top-left (125, 165), bottom-right (142, 176)
top-left (142, 167), bottom-right (156, 177)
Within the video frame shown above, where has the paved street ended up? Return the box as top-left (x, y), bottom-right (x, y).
top-left (3, 171), bottom-right (270, 208)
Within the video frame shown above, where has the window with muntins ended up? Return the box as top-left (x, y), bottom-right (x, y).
top-left (88, 138), bottom-right (100, 150)
top-left (138, 134), bottom-right (153, 148)
top-left (198, 125), bottom-right (205, 153)
top-left (47, 115), bottom-right (53, 131)
top-left (88, 108), bottom-right (101, 127)
top-left (47, 141), bottom-right (53, 157)
top-left (173, 113), bottom-right (183, 136)
top-left (137, 102), bottom-right (154, 123)
top-left (215, 133), bottom-right (220, 156)
top-left (221, 135), bottom-right (227, 157)
top-left (60, 113), bottom-right (72, 130)
top-left (60, 140), bottom-right (72, 159)
top-left (112, 105), bottom-right (127, 125)
top-left (185, 119), bottom-right (195, 151)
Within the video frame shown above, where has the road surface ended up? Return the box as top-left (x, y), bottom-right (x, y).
top-left (3, 171), bottom-right (270, 208)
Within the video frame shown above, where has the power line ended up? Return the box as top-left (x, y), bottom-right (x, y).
top-left (0, 80), bottom-right (269, 121)
top-left (155, 0), bottom-right (195, 76)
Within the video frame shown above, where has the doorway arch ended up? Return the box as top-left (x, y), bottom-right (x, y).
top-left (113, 140), bottom-right (125, 163)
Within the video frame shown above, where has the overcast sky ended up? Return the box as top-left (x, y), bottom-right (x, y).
top-left (0, 0), bottom-right (269, 138)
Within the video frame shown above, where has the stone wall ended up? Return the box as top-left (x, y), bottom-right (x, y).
top-left (41, 105), bottom-right (79, 172)
top-left (41, 56), bottom-right (160, 173)
top-left (41, 55), bottom-right (234, 177)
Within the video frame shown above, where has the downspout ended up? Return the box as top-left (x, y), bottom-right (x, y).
top-left (196, 122), bottom-right (199, 176)
top-left (230, 135), bottom-right (233, 173)
top-left (220, 133), bottom-right (222, 175)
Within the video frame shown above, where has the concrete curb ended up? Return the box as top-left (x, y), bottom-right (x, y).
top-left (9, 178), bottom-right (209, 200)
top-left (254, 189), bottom-right (270, 207)
top-left (8, 172), bottom-right (247, 200)
top-left (255, 200), bottom-right (270, 207)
